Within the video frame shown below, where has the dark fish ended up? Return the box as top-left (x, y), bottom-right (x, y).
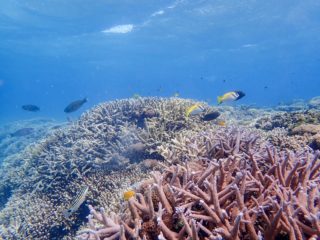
top-left (11, 128), bottom-right (34, 137)
top-left (202, 111), bottom-right (220, 121)
top-left (64, 98), bottom-right (87, 113)
top-left (22, 105), bottom-right (40, 112)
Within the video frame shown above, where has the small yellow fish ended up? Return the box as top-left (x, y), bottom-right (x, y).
top-left (217, 91), bottom-right (245, 104)
top-left (173, 92), bottom-right (180, 97)
top-left (216, 120), bottom-right (226, 127)
top-left (123, 190), bottom-right (135, 201)
top-left (185, 103), bottom-right (203, 117)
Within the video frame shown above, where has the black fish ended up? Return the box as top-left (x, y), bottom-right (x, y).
top-left (64, 98), bottom-right (87, 113)
top-left (22, 105), bottom-right (40, 112)
top-left (202, 111), bottom-right (220, 121)
top-left (11, 128), bottom-right (34, 137)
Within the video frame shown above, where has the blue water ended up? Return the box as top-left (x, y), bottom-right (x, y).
top-left (1, 0), bottom-right (320, 123)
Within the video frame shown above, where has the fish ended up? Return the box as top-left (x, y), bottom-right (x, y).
top-left (216, 120), bottom-right (226, 127)
top-left (63, 186), bottom-right (89, 218)
top-left (10, 128), bottom-right (34, 137)
top-left (123, 190), bottom-right (135, 201)
top-left (202, 111), bottom-right (220, 121)
top-left (64, 98), bottom-right (87, 113)
top-left (217, 91), bottom-right (245, 104)
top-left (185, 103), bottom-right (204, 117)
top-left (22, 104), bottom-right (40, 112)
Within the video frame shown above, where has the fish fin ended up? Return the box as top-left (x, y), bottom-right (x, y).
top-left (217, 96), bottom-right (223, 104)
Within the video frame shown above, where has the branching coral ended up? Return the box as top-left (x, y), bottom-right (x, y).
top-left (0, 98), bottom-right (217, 239)
top-left (78, 129), bottom-right (320, 240)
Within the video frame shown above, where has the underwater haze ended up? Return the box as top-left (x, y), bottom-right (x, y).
top-left (1, 0), bottom-right (320, 123)
top-left (1, 1), bottom-right (320, 239)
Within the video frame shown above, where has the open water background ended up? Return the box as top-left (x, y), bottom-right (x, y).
top-left (0, 0), bottom-right (320, 123)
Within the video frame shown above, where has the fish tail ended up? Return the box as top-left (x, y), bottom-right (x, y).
top-left (217, 96), bottom-right (223, 104)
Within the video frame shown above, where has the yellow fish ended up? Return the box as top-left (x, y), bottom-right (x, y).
top-left (217, 91), bottom-right (245, 104)
top-left (185, 103), bottom-right (203, 117)
top-left (123, 190), bottom-right (135, 201)
top-left (216, 120), bottom-right (226, 127)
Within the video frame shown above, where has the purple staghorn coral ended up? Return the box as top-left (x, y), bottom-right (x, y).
top-left (77, 129), bottom-right (320, 240)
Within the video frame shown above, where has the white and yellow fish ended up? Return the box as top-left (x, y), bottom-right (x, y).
top-left (217, 91), bottom-right (245, 104)
top-left (185, 103), bottom-right (204, 117)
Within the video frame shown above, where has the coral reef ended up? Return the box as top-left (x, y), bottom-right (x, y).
top-left (309, 96), bottom-right (320, 109)
top-left (290, 124), bottom-right (320, 151)
top-left (274, 97), bottom-right (320, 112)
top-left (255, 110), bottom-right (320, 131)
top-left (275, 99), bottom-right (308, 112)
top-left (261, 128), bottom-right (309, 151)
top-left (0, 98), bottom-right (219, 239)
top-left (77, 128), bottom-right (320, 240)
top-left (0, 118), bottom-right (64, 164)
top-left (1, 98), bottom-right (319, 239)
top-left (291, 124), bottom-right (320, 135)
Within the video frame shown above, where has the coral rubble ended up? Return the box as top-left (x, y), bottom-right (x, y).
top-left (77, 128), bottom-right (320, 240)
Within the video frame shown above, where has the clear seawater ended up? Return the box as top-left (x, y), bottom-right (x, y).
top-left (0, 0), bottom-right (320, 123)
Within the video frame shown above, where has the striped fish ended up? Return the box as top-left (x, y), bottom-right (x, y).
top-left (63, 186), bottom-right (89, 218)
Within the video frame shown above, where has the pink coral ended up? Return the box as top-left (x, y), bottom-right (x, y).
top-left (77, 129), bottom-right (320, 240)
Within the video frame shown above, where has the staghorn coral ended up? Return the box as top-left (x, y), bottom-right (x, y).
top-left (77, 128), bottom-right (320, 240)
top-left (0, 98), bottom-right (214, 196)
top-left (0, 97), bottom-right (218, 239)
